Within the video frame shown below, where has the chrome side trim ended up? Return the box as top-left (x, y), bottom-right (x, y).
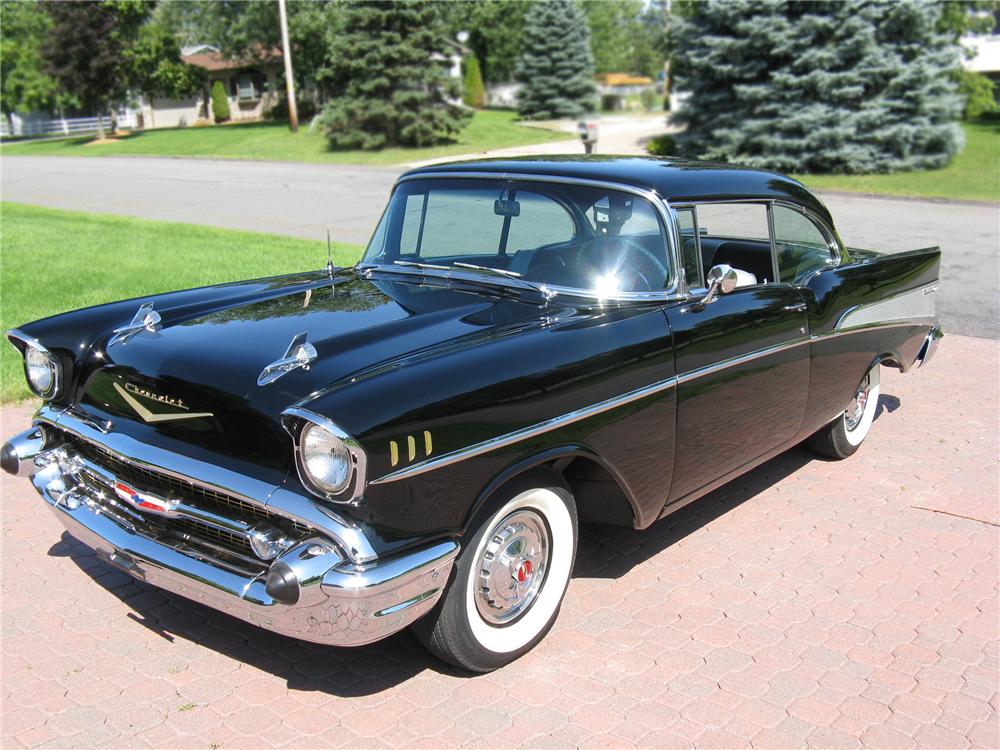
top-left (370, 374), bottom-right (679, 485)
top-left (281, 407), bottom-right (368, 505)
top-left (675, 337), bottom-right (811, 386)
top-left (835, 285), bottom-right (937, 330)
top-left (811, 320), bottom-right (931, 343)
top-left (392, 171), bottom-right (686, 302)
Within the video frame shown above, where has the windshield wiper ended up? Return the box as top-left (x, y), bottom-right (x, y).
top-left (450, 262), bottom-right (557, 301)
top-left (369, 260), bottom-right (557, 302)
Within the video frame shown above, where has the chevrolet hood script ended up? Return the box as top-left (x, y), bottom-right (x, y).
top-left (114, 383), bottom-right (214, 423)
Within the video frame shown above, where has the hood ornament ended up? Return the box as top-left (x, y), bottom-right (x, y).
top-left (258, 332), bottom-right (318, 386)
top-left (108, 303), bottom-right (161, 346)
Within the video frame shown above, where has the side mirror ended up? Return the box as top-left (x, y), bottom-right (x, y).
top-left (698, 264), bottom-right (739, 307)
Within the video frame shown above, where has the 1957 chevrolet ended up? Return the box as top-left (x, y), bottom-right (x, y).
top-left (2, 157), bottom-right (941, 672)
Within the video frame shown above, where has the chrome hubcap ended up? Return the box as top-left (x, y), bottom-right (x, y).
top-left (475, 510), bottom-right (549, 625)
top-left (844, 374), bottom-right (871, 431)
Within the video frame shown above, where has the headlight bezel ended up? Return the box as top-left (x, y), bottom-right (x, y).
top-left (282, 408), bottom-right (367, 504)
top-left (8, 330), bottom-right (61, 400)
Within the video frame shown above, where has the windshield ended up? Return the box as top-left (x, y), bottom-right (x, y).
top-left (362, 178), bottom-right (673, 297)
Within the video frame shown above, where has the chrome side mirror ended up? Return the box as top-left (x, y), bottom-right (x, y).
top-left (698, 264), bottom-right (739, 307)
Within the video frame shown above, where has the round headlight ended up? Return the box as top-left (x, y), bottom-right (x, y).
top-left (25, 345), bottom-right (56, 397)
top-left (300, 422), bottom-right (352, 495)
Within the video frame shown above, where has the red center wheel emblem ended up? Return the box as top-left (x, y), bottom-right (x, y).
top-left (516, 560), bottom-right (533, 583)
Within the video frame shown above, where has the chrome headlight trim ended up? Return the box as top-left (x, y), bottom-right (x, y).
top-left (281, 407), bottom-right (367, 504)
top-left (7, 329), bottom-right (61, 399)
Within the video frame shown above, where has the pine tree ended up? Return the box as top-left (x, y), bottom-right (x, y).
top-left (464, 55), bottom-right (486, 109)
top-left (516, 0), bottom-right (598, 120)
top-left (672, 0), bottom-right (964, 174)
top-left (318, 0), bottom-right (470, 150)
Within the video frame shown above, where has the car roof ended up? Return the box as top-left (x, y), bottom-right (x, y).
top-left (402, 155), bottom-right (834, 227)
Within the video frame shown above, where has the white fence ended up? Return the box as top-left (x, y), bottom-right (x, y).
top-left (3, 112), bottom-right (138, 138)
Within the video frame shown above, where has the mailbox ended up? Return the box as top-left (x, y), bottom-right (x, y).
top-left (578, 120), bottom-right (598, 154)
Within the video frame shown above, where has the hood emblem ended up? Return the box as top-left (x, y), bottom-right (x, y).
top-left (113, 382), bottom-right (214, 423)
top-left (108, 303), bottom-right (162, 347)
top-left (114, 481), bottom-right (178, 515)
top-left (257, 332), bottom-right (318, 386)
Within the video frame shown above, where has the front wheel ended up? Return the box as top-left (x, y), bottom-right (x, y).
top-left (807, 364), bottom-right (881, 459)
top-left (414, 470), bottom-right (578, 673)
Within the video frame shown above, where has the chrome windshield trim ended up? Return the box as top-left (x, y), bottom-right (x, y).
top-left (385, 171), bottom-right (685, 303)
top-left (370, 375), bottom-right (679, 485)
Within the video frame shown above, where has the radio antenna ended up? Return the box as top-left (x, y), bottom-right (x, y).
top-left (325, 230), bottom-right (334, 278)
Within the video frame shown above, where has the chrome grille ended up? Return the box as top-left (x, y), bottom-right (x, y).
top-left (52, 429), bottom-right (310, 573)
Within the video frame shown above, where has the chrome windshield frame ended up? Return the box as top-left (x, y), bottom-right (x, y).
top-left (362, 172), bottom-right (689, 305)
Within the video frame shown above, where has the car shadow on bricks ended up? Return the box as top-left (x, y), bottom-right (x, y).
top-left (47, 533), bottom-right (458, 694)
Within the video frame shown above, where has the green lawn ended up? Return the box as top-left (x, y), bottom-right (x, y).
top-left (797, 119), bottom-right (999, 203)
top-left (0, 109), bottom-right (569, 166)
top-left (0, 203), bottom-right (363, 402)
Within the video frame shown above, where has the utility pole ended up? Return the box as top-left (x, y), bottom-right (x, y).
top-left (278, 0), bottom-right (299, 132)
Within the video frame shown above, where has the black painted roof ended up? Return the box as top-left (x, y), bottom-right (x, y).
top-left (404, 155), bottom-right (833, 226)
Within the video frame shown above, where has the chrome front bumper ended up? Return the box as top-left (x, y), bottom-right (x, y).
top-left (5, 412), bottom-right (458, 648)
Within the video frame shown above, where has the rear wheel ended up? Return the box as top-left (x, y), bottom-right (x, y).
top-left (807, 364), bottom-right (881, 459)
top-left (414, 470), bottom-right (577, 673)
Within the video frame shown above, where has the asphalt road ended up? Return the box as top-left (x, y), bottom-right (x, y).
top-left (2, 155), bottom-right (997, 338)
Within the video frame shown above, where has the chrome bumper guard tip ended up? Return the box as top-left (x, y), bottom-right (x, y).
top-left (18, 427), bottom-right (458, 648)
top-left (916, 325), bottom-right (943, 368)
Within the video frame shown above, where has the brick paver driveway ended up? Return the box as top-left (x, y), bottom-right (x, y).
top-left (2, 335), bottom-right (997, 749)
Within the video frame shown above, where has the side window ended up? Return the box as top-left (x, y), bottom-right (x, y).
top-left (674, 207), bottom-right (704, 288)
top-left (505, 192), bottom-right (575, 252)
top-left (772, 205), bottom-right (837, 284)
top-left (695, 203), bottom-right (774, 285)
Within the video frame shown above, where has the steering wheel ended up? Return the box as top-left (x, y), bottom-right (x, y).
top-left (577, 237), bottom-right (669, 293)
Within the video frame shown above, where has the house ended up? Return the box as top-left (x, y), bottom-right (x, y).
top-left (963, 33), bottom-right (1000, 103)
top-left (139, 45), bottom-right (283, 129)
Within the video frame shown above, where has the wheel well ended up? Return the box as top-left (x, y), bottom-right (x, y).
top-left (558, 456), bottom-right (635, 527)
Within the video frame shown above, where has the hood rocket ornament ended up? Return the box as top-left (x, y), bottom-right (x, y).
top-left (257, 332), bottom-right (318, 386)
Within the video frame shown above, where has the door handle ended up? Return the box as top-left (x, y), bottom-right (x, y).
top-left (783, 302), bottom-right (807, 313)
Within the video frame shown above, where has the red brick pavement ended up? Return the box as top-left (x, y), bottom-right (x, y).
top-left (2, 334), bottom-right (997, 749)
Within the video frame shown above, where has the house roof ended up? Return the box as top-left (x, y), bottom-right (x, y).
top-left (403, 156), bottom-right (833, 226)
top-left (181, 47), bottom-right (282, 72)
top-left (597, 73), bottom-right (654, 86)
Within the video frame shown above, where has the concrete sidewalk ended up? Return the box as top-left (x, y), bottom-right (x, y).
top-left (1, 334), bottom-right (997, 749)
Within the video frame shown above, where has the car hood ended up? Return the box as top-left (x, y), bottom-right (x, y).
top-left (76, 271), bottom-right (551, 470)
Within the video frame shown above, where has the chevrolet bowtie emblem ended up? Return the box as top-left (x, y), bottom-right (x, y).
top-left (113, 383), bottom-right (214, 423)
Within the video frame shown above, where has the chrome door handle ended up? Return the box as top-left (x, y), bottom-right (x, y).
top-left (783, 302), bottom-right (807, 313)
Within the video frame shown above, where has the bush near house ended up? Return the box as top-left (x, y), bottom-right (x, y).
top-left (211, 80), bottom-right (230, 122)
top-left (960, 70), bottom-right (998, 120)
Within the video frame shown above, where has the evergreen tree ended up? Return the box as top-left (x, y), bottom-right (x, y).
top-left (672, 0), bottom-right (964, 174)
top-left (318, 0), bottom-right (470, 150)
top-left (463, 55), bottom-right (486, 109)
top-left (516, 0), bottom-right (598, 120)
top-left (211, 80), bottom-right (230, 122)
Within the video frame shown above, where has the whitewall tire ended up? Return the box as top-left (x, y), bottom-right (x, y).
top-left (807, 364), bottom-right (881, 459)
top-left (413, 469), bottom-right (577, 673)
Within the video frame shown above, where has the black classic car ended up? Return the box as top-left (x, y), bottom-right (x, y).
top-left (3, 157), bottom-right (942, 672)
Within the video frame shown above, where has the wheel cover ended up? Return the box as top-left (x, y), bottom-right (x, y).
top-left (475, 510), bottom-right (549, 625)
top-left (844, 373), bottom-right (872, 431)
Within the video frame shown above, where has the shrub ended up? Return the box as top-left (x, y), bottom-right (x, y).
top-left (639, 87), bottom-right (657, 111)
top-left (646, 133), bottom-right (676, 156)
top-left (463, 55), bottom-right (486, 109)
top-left (210, 80), bottom-right (230, 123)
top-left (960, 70), bottom-right (998, 120)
